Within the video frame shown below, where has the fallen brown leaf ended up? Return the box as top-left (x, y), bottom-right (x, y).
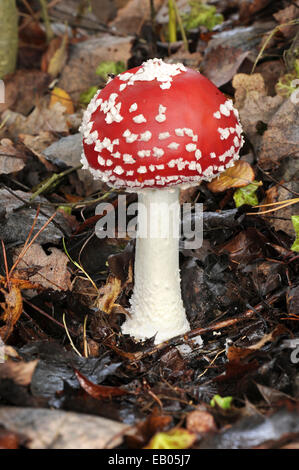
top-left (96, 275), bottom-right (122, 314)
top-left (0, 359), bottom-right (38, 386)
top-left (74, 369), bottom-right (129, 399)
top-left (13, 243), bottom-right (72, 292)
top-left (41, 34), bottom-right (68, 78)
top-left (0, 286), bottom-right (23, 340)
top-left (186, 409), bottom-right (217, 434)
top-left (207, 161), bottom-right (255, 193)
top-left (0, 138), bottom-right (26, 174)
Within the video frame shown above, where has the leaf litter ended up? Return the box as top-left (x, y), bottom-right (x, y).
top-left (0, 0), bottom-right (298, 450)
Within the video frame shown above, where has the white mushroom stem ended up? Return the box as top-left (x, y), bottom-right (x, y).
top-left (121, 187), bottom-right (190, 344)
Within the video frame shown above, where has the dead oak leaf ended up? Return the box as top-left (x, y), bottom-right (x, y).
top-left (3, 101), bottom-right (69, 137)
top-left (0, 139), bottom-right (26, 174)
top-left (207, 161), bottom-right (255, 193)
top-left (232, 73), bottom-right (283, 152)
top-left (13, 243), bottom-right (72, 292)
top-left (0, 286), bottom-right (23, 340)
top-left (96, 275), bottom-right (122, 314)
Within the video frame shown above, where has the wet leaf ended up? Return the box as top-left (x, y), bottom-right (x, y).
top-left (207, 161), bottom-right (255, 193)
top-left (144, 428), bottom-right (196, 449)
top-left (233, 181), bottom-right (262, 207)
top-left (74, 369), bottom-right (128, 399)
top-left (218, 228), bottom-right (269, 264)
top-left (210, 394), bottom-right (233, 410)
top-left (13, 243), bottom-right (72, 292)
top-left (126, 408), bottom-right (172, 448)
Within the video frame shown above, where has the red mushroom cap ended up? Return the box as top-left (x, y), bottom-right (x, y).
top-left (80, 58), bottom-right (244, 189)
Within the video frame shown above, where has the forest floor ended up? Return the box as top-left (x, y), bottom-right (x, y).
top-left (0, 0), bottom-right (298, 450)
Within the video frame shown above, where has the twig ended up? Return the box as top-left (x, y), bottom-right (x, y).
top-left (257, 164), bottom-right (299, 197)
top-left (173, 0), bottom-right (188, 51)
top-left (111, 288), bottom-right (286, 362)
top-left (251, 19), bottom-right (299, 74)
top-left (21, 0), bottom-right (38, 21)
top-left (29, 164), bottom-right (83, 202)
top-left (24, 299), bottom-right (77, 335)
top-left (246, 197), bottom-right (299, 215)
top-left (168, 0), bottom-right (177, 43)
top-left (63, 312), bottom-right (82, 357)
top-left (39, 0), bottom-right (54, 42)
top-left (1, 240), bottom-right (11, 291)
top-left (83, 314), bottom-right (89, 358)
top-left (3, 186), bottom-right (69, 237)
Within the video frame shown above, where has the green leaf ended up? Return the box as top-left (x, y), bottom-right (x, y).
top-left (95, 60), bottom-right (126, 80)
top-left (182, 2), bottom-right (223, 31)
top-left (210, 394), bottom-right (233, 410)
top-left (233, 180), bottom-right (262, 208)
top-left (79, 86), bottom-right (98, 106)
top-left (144, 428), bottom-right (196, 449)
top-left (291, 215), bottom-right (299, 252)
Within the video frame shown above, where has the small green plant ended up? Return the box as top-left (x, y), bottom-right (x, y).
top-left (210, 394), bottom-right (233, 410)
top-left (80, 61), bottom-right (126, 105)
top-left (276, 59), bottom-right (299, 99)
top-left (234, 181), bottom-right (262, 208)
top-left (182, 1), bottom-right (223, 31)
top-left (95, 60), bottom-right (126, 80)
top-left (291, 215), bottom-right (299, 252)
top-left (79, 86), bottom-right (98, 106)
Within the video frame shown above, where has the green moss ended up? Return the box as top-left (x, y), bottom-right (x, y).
top-left (95, 60), bottom-right (126, 80)
top-left (182, 1), bottom-right (223, 31)
top-left (79, 86), bottom-right (98, 106)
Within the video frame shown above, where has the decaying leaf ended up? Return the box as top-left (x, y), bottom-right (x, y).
top-left (3, 101), bottom-right (69, 137)
top-left (96, 275), bottom-right (122, 314)
top-left (42, 34), bottom-right (68, 78)
top-left (13, 243), bottom-right (72, 292)
top-left (0, 70), bottom-right (51, 115)
top-left (259, 97), bottom-right (299, 169)
top-left (0, 359), bottom-right (38, 386)
top-left (227, 325), bottom-right (287, 363)
top-left (0, 138), bottom-right (26, 174)
top-left (74, 369), bottom-right (128, 399)
top-left (0, 286), bottom-right (23, 340)
top-left (126, 408), bottom-right (172, 448)
top-left (207, 161), bottom-right (255, 193)
top-left (232, 73), bottom-right (283, 152)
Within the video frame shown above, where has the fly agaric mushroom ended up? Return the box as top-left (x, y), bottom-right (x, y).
top-left (80, 58), bottom-right (244, 344)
